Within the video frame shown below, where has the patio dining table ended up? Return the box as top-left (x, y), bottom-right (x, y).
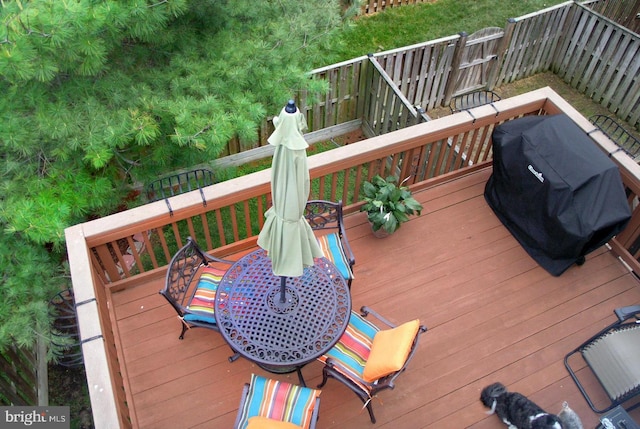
top-left (214, 248), bottom-right (351, 385)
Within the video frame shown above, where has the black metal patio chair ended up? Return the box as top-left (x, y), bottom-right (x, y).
top-left (304, 200), bottom-right (355, 289)
top-left (159, 237), bottom-right (240, 361)
top-left (589, 114), bottom-right (640, 159)
top-left (317, 306), bottom-right (427, 423)
top-left (449, 89), bottom-right (501, 114)
top-left (146, 168), bottom-right (215, 203)
top-left (49, 288), bottom-right (84, 368)
top-left (565, 304), bottom-right (640, 413)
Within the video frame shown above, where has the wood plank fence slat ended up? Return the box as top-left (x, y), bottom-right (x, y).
top-left (0, 344), bottom-right (45, 406)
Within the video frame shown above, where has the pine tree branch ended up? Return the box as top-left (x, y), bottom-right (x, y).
top-left (192, 124), bottom-right (212, 139)
top-left (38, 151), bottom-right (51, 178)
top-left (20, 16), bottom-right (51, 38)
top-left (115, 150), bottom-right (141, 167)
top-left (0, 14), bottom-right (51, 45)
top-left (148, 0), bottom-right (168, 8)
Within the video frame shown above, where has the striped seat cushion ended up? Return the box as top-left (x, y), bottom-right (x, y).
top-left (184, 265), bottom-right (226, 324)
top-left (236, 374), bottom-right (321, 429)
top-left (317, 311), bottom-right (379, 394)
top-left (317, 232), bottom-right (353, 280)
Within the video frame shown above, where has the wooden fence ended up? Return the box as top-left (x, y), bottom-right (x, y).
top-left (219, 1), bottom-right (637, 159)
top-left (584, 0), bottom-right (640, 33)
top-left (490, 4), bottom-right (571, 86)
top-left (553, 2), bottom-right (640, 127)
top-left (0, 339), bottom-right (48, 406)
top-left (361, 55), bottom-right (427, 135)
top-left (363, 1), bottom-right (639, 127)
top-left (370, 35), bottom-right (458, 111)
top-left (360, 0), bottom-right (432, 15)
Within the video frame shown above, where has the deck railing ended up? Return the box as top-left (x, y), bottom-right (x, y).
top-left (65, 87), bottom-right (640, 428)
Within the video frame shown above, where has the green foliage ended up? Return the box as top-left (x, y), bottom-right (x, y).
top-left (0, 0), bottom-right (346, 356)
top-left (0, 0), bottom-right (346, 248)
top-left (0, 233), bottom-right (61, 351)
top-left (360, 175), bottom-right (423, 234)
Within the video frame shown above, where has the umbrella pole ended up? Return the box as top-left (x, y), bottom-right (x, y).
top-left (280, 276), bottom-right (287, 303)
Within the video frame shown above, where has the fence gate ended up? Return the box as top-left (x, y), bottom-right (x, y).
top-left (449, 27), bottom-right (504, 97)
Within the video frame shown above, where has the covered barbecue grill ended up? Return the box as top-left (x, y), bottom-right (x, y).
top-left (485, 114), bottom-right (631, 276)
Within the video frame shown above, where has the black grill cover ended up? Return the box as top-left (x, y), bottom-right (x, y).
top-left (485, 114), bottom-right (631, 276)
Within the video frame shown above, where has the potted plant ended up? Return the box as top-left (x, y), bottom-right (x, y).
top-left (360, 175), bottom-right (423, 237)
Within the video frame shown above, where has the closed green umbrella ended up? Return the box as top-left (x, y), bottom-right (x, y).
top-left (257, 101), bottom-right (323, 300)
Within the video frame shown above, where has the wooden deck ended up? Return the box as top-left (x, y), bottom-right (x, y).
top-left (110, 167), bottom-right (640, 429)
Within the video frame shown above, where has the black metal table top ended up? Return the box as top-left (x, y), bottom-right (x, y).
top-left (215, 248), bottom-right (351, 370)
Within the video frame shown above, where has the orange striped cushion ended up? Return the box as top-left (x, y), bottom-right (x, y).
top-left (317, 311), bottom-right (378, 394)
top-left (236, 374), bottom-right (320, 429)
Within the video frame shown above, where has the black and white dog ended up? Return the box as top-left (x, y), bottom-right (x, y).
top-left (480, 382), bottom-right (564, 429)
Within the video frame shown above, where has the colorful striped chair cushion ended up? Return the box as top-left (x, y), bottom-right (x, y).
top-left (317, 232), bottom-right (353, 280)
top-left (317, 311), bottom-right (379, 394)
top-left (184, 265), bottom-right (226, 324)
top-left (236, 374), bottom-right (321, 429)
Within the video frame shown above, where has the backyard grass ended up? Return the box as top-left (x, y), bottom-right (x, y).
top-left (321, 0), bottom-right (569, 64)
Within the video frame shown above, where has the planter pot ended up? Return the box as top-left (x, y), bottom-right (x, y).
top-left (369, 221), bottom-right (391, 239)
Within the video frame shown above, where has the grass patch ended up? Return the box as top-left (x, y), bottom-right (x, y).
top-left (322, 0), bottom-right (568, 63)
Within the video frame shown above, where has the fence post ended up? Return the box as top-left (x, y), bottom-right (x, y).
top-left (37, 337), bottom-right (48, 406)
top-left (360, 54), bottom-right (377, 134)
top-left (487, 18), bottom-right (517, 90)
top-left (442, 32), bottom-right (468, 107)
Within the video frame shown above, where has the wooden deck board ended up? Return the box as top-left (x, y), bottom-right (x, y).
top-left (110, 167), bottom-right (640, 429)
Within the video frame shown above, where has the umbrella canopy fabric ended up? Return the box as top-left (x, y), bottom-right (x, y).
top-left (257, 103), bottom-right (323, 277)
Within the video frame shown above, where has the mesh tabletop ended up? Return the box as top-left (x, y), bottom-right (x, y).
top-left (215, 248), bottom-right (351, 370)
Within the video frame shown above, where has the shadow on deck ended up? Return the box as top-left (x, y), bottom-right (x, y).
top-left (110, 167), bottom-right (640, 428)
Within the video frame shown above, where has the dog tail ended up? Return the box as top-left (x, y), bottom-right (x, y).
top-left (558, 401), bottom-right (584, 429)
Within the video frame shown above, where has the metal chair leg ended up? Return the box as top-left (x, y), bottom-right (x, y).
top-left (179, 323), bottom-right (188, 340)
top-left (317, 370), bottom-right (329, 388)
top-left (365, 400), bottom-right (376, 424)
